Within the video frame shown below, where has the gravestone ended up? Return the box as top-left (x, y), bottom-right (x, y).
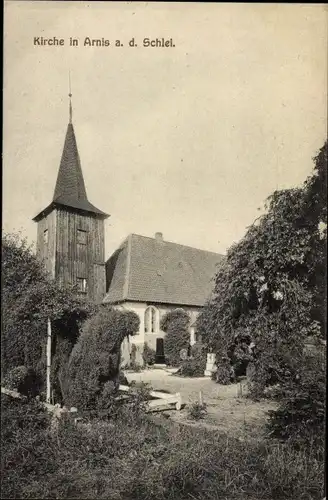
top-left (204, 353), bottom-right (216, 377)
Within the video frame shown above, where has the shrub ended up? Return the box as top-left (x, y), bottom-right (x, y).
top-left (2, 365), bottom-right (42, 398)
top-left (160, 308), bottom-right (190, 366)
top-left (188, 401), bottom-right (207, 420)
top-left (1, 394), bottom-right (55, 499)
top-left (142, 342), bottom-right (156, 367)
top-left (267, 350), bottom-right (325, 448)
top-left (1, 232), bottom-right (94, 397)
top-left (179, 342), bottom-right (207, 377)
top-left (65, 307), bottom-right (139, 411)
top-left (214, 357), bottom-right (233, 384)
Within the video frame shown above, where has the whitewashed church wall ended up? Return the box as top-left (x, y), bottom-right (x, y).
top-left (118, 302), bottom-right (201, 356)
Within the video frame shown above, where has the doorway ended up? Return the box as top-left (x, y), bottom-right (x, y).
top-left (155, 338), bottom-right (165, 364)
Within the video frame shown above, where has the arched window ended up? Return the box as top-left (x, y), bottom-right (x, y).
top-left (144, 306), bottom-right (158, 333)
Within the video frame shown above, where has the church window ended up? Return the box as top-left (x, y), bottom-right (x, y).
top-left (144, 306), bottom-right (158, 333)
top-left (77, 277), bottom-right (88, 293)
top-left (77, 229), bottom-right (87, 245)
top-left (43, 229), bottom-right (48, 244)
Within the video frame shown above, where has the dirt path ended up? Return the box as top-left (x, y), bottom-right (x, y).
top-left (125, 369), bottom-right (277, 437)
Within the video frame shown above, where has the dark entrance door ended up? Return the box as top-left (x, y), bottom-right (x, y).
top-left (155, 338), bottom-right (165, 364)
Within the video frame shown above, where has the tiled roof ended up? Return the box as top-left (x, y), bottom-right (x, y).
top-left (33, 122), bottom-right (108, 221)
top-left (104, 234), bottom-right (224, 307)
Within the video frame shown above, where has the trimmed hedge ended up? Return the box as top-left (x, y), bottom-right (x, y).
top-left (160, 309), bottom-right (190, 366)
top-left (64, 306), bottom-right (139, 410)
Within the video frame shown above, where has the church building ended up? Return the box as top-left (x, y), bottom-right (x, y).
top-left (33, 97), bottom-right (223, 364)
top-left (104, 232), bottom-right (222, 364)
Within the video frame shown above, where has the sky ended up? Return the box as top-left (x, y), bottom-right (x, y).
top-left (3, 2), bottom-right (327, 259)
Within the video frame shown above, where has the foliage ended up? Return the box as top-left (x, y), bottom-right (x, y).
top-left (214, 356), bottom-right (233, 385)
top-left (188, 401), bottom-right (208, 420)
top-left (179, 342), bottom-right (207, 377)
top-left (267, 349), bottom-right (325, 448)
top-left (1, 393), bottom-right (324, 500)
top-left (1, 394), bottom-right (54, 499)
top-left (129, 343), bottom-right (143, 371)
top-left (160, 308), bottom-right (191, 366)
top-left (2, 366), bottom-right (42, 398)
top-left (65, 306), bottom-right (140, 410)
top-left (1, 232), bottom-right (94, 399)
top-left (142, 342), bottom-right (156, 367)
top-left (197, 142), bottom-right (327, 397)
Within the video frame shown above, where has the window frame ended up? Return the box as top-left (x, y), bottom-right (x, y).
top-left (77, 277), bottom-right (88, 294)
top-left (144, 306), bottom-right (159, 334)
top-left (77, 229), bottom-right (88, 245)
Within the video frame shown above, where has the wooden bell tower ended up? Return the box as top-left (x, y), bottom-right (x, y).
top-left (33, 93), bottom-right (109, 303)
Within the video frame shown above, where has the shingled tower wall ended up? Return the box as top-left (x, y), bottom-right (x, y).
top-left (33, 97), bottom-right (109, 303)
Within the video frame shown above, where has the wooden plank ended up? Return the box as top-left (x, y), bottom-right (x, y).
top-left (1, 386), bottom-right (27, 400)
top-left (149, 390), bottom-right (177, 399)
top-left (148, 397), bottom-right (178, 408)
top-left (119, 384), bottom-right (131, 392)
top-left (119, 385), bottom-right (175, 399)
top-left (118, 385), bottom-right (182, 410)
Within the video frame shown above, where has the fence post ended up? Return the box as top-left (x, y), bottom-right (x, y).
top-left (46, 318), bottom-right (52, 404)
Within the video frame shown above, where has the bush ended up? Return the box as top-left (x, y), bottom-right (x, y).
top-left (267, 350), bottom-right (325, 448)
top-left (160, 308), bottom-right (190, 366)
top-left (1, 394), bottom-right (55, 499)
top-left (142, 342), bottom-right (156, 367)
top-left (179, 342), bottom-right (207, 377)
top-left (2, 365), bottom-right (42, 398)
top-left (2, 232), bottom-right (94, 396)
top-left (188, 401), bottom-right (207, 420)
top-left (65, 307), bottom-right (140, 411)
top-left (214, 357), bottom-right (234, 384)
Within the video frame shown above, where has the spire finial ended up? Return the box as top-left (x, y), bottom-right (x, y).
top-left (68, 71), bottom-right (72, 124)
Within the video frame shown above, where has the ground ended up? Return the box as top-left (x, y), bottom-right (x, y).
top-left (125, 368), bottom-right (277, 437)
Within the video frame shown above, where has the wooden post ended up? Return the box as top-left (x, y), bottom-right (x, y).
top-left (46, 318), bottom-right (52, 403)
top-left (199, 390), bottom-right (204, 406)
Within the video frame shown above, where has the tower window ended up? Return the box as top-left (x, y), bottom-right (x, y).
top-left (43, 229), bottom-right (48, 244)
top-left (77, 229), bottom-right (87, 245)
top-left (77, 278), bottom-right (88, 293)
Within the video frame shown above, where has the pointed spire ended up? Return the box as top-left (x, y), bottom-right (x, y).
top-left (52, 123), bottom-right (87, 202)
top-left (69, 96), bottom-right (72, 124)
top-left (68, 71), bottom-right (72, 123)
top-left (33, 87), bottom-right (109, 222)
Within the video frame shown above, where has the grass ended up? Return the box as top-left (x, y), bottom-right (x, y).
top-left (1, 394), bottom-right (324, 500)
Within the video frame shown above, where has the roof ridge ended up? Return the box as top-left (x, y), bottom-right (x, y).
top-left (122, 234), bottom-right (132, 300)
top-left (129, 233), bottom-right (224, 256)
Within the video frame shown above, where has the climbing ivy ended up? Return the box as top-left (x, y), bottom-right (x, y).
top-left (197, 141), bottom-right (327, 394)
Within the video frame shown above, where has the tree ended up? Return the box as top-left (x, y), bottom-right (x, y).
top-left (160, 308), bottom-right (191, 366)
top-left (1, 233), bottom-right (94, 397)
top-left (197, 141), bottom-right (327, 394)
top-left (64, 306), bottom-right (139, 410)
